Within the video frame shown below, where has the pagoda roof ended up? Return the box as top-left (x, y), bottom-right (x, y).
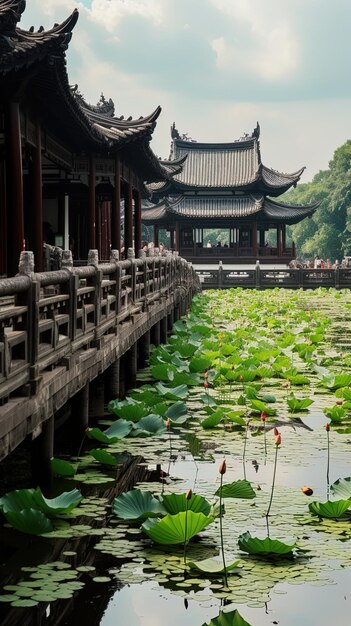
top-left (141, 195), bottom-right (318, 225)
top-left (152, 123), bottom-right (305, 196)
top-left (0, 2), bottom-right (173, 184)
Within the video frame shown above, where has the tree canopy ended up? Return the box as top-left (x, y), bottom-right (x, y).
top-left (283, 140), bottom-right (351, 262)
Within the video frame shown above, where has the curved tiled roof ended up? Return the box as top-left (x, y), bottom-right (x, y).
top-left (85, 106), bottom-right (161, 145)
top-left (142, 194), bottom-right (319, 224)
top-left (261, 165), bottom-right (305, 190)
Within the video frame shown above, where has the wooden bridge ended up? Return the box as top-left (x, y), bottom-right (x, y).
top-left (0, 250), bottom-right (199, 476)
top-left (196, 265), bottom-right (351, 290)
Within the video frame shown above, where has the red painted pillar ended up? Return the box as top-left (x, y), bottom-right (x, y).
top-left (134, 188), bottom-right (142, 255)
top-left (112, 158), bottom-right (121, 252)
top-left (88, 156), bottom-right (96, 250)
top-left (6, 102), bottom-right (24, 276)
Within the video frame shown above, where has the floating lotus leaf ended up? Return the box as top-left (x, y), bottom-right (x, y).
top-left (0, 488), bottom-right (36, 514)
top-left (202, 609), bottom-right (252, 626)
top-left (287, 395), bottom-right (313, 412)
top-left (108, 399), bottom-right (147, 421)
top-left (287, 374), bottom-right (310, 385)
top-left (335, 388), bottom-right (351, 400)
top-left (154, 383), bottom-right (188, 400)
top-left (32, 488), bottom-right (82, 516)
top-left (308, 499), bottom-right (351, 518)
top-left (199, 393), bottom-right (218, 407)
top-left (330, 477), bottom-right (351, 500)
top-left (162, 493), bottom-right (211, 516)
top-left (89, 449), bottom-right (119, 466)
top-left (112, 489), bottom-right (166, 521)
top-left (105, 419), bottom-right (135, 438)
top-left (50, 458), bottom-right (76, 477)
top-left (201, 410), bottom-right (224, 429)
top-left (215, 480), bottom-right (256, 500)
top-left (189, 355), bottom-right (213, 372)
top-left (132, 414), bottom-right (166, 436)
top-left (142, 511), bottom-right (214, 544)
top-left (4, 508), bottom-right (53, 535)
top-left (250, 399), bottom-right (276, 416)
top-left (238, 531), bottom-right (296, 555)
top-left (226, 411), bottom-right (246, 426)
top-left (323, 405), bottom-right (347, 422)
top-left (320, 373), bottom-right (351, 391)
top-left (188, 556), bottom-right (241, 574)
top-left (165, 401), bottom-right (190, 424)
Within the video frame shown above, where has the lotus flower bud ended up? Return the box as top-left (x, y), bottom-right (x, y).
top-left (275, 433), bottom-right (281, 446)
top-left (186, 489), bottom-right (193, 500)
top-left (301, 485), bottom-right (313, 496)
top-left (325, 422), bottom-right (330, 432)
top-left (274, 427), bottom-right (279, 436)
top-left (261, 411), bottom-right (267, 422)
top-left (204, 371), bottom-right (209, 379)
top-left (219, 459), bottom-right (227, 475)
top-left (336, 399), bottom-right (343, 405)
top-left (165, 418), bottom-right (172, 429)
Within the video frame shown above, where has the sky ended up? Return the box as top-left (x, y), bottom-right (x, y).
top-left (21, 0), bottom-right (351, 182)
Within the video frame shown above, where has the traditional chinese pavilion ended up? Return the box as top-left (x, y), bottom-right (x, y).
top-left (142, 123), bottom-right (319, 264)
top-left (0, 0), bottom-right (174, 276)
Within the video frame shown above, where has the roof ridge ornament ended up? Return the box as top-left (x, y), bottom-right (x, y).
top-left (0, 0), bottom-right (25, 50)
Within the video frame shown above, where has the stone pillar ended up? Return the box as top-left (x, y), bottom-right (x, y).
top-left (138, 330), bottom-right (150, 369)
top-left (160, 316), bottom-right (168, 343)
top-left (151, 320), bottom-right (161, 346)
top-left (105, 359), bottom-right (120, 402)
top-left (31, 416), bottom-right (54, 493)
top-left (71, 383), bottom-right (89, 440)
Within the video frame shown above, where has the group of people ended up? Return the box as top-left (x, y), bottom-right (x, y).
top-left (289, 256), bottom-right (349, 269)
top-left (206, 240), bottom-right (229, 248)
top-left (141, 241), bottom-right (166, 253)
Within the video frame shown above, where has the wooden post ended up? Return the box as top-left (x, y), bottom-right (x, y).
top-left (138, 330), bottom-right (150, 368)
top-left (134, 188), bottom-right (142, 256)
top-left (71, 383), bottom-right (89, 440)
top-left (31, 122), bottom-right (43, 271)
top-left (160, 316), bottom-right (168, 343)
top-left (151, 321), bottom-right (161, 346)
top-left (252, 222), bottom-right (258, 258)
top-left (105, 359), bottom-right (120, 402)
top-left (112, 158), bottom-right (121, 252)
top-left (6, 102), bottom-right (24, 276)
top-left (88, 156), bottom-right (96, 250)
top-left (125, 344), bottom-right (137, 391)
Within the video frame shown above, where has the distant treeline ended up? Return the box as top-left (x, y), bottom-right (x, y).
top-left (284, 140), bottom-right (351, 262)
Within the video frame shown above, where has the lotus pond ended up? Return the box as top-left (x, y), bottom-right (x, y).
top-left (1, 287), bottom-right (351, 626)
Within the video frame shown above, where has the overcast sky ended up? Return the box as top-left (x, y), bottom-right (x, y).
top-left (22, 0), bottom-right (351, 182)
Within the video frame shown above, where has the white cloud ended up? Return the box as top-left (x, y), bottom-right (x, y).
top-left (88, 0), bottom-right (164, 32)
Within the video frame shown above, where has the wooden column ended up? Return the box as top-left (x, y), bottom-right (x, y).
top-left (31, 416), bottom-right (54, 493)
top-left (252, 222), bottom-right (258, 258)
top-left (277, 225), bottom-right (282, 256)
top-left (154, 224), bottom-right (159, 247)
top-left (134, 188), bottom-right (142, 255)
top-left (259, 229), bottom-right (265, 247)
top-left (0, 160), bottom-right (7, 275)
top-left (282, 224), bottom-right (286, 254)
top-left (124, 181), bottom-right (133, 250)
top-left (6, 102), bottom-right (24, 276)
top-left (32, 123), bottom-right (43, 271)
top-left (112, 158), bottom-right (121, 252)
top-left (88, 156), bottom-right (96, 250)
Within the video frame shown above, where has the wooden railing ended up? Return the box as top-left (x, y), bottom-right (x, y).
top-left (0, 251), bottom-right (199, 405)
top-left (197, 266), bottom-right (351, 290)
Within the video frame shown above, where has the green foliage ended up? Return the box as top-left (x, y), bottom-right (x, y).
top-left (238, 531), bottom-right (296, 556)
top-left (202, 609), bottom-right (252, 626)
top-left (50, 458), bottom-right (77, 477)
top-left (287, 394), bottom-right (313, 412)
top-left (162, 493), bottom-right (212, 516)
top-left (5, 509), bottom-right (54, 535)
top-left (215, 480), bottom-right (256, 500)
top-left (112, 489), bottom-right (166, 521)
top-left (141, 510), bottom-right (215, 545)
top-left (188, 557), bottom-right (241, 575)
top-left (309, 499), bottom-right (351, 518)
top-left (330, 477), bottom-right (351, 500)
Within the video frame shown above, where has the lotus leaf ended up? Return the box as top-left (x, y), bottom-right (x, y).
top-left (201, 410), bottom-right (224, 429)
top-left (112, 489), bottom-right (166, 521)
top-left (189, 355), bottom-right (213, 372)
top-left (108, 400), bottom-right (147, 421)
top-left (142, 510), bottom-right (214, 544)
top-left (308, 499), bottom-right (351, 518)
top-left (330, 477), bottom-right (351, 500)
top-left (323, 405), bottom-right (347, 422)
top-left (162, 493), bottom-right (211, 516)
top-left (89, 449), bottom-right (119, 466)
top-left (202, 610), bottom-right (252, 626)
top-left (188, 556), bottom-right (241, 575)
top-left (132, 414), bottom-right (166, 436)
top-left (4, 509), bottom-right (53, 535)
top-left (164, 401), bottom-right (190, 424)
top-left (50, 458), bottom-right (76, 477)
top-left (287, 374), bottom-right (310, 385)
top-left (215, 480), bottom-right (256, 500)
top-left (0, 488), bottom-right (36, 514)
top-left (154, 383), bottom-right (188, 400)
top-left (105, 419), bottom-right (135, 438)
top-left (335, 388), bottom-right (351, 400)
top-left (226, 411), bottom-right (246, 425)
top-left (287, 395), bottom-right (314, 412)
top-left (320, 373), bottom-right (351, 390)
top-left (32, 488), bottom-right (82, 516)
top-left (238, 531), bottom-right (296, 555)
top-left (250, 399), bottom-right (276, 416)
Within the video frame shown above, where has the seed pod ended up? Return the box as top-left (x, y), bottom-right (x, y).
top-left (301, 485), bottom-right (313, 496)
top-left (325, 422), bottom-right (330, 432)
top-left (219, 459), bottom-right (227, 475)
top-left (186, 489), bottom-right (193, 500)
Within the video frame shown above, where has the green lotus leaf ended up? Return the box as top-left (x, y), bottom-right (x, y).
top-left (189, 355), bottom-right (213, 372)
top-left (321, 373), bottom-right (351, 390)
top-left (142, 510), bottom-right (214, 544)
top-left (50, 458), bottom-right (76, 477)
top-left (308, 499), bottom-right (351, 518)
top-left (108, 400), bottom-right (147, 421)
top-left (335, 388), bottom-right (351, 400)
top-left (330, 477), bottom-right (351, 500)
top-left (201, 410), bottom-right (224, 429)
top-left (215, 480), bottom-right (255, 499)
top-left (226, 411), bottom-right (246, 425)
top-left (260, 393), bottom-right (276, 403)
top-left (250, 399), bottom-right (276, 416)
top-left (132, 414), bottom-right (166, 436)
top-left (4, 509), bottom-right (53, 535)
top-left (33, 488), bottom-right (82, 516)
top-left (202, 609), bottom-right (252, 626)
top-left (154, 383), bottom-right (188, 400)
top-left (0, 488), bottom-right (36, 514)
top-left (151, 363), bottom-right (177, 382)
top-left (112, 489), bottom-right (166, 521)
top-left (238, 531), bottom-right (296, 555)
top-left (323, 406), bottom-right (347, 422)
top-left (199, 393), bottom-right (218, 407)
top-left (287, 395), bottom-right (314, 412)
top-left (161, 493), bottom-right (211, 516)
top-left (188, 556), bottom-right (241, 575)
top-left (173, 342), bottom-right (199, 358)
top-left (165, 401), bottom-right (190, 424)
top-left (288, 374), bottom-right (310, 385)
top-left (89, 449), bottom-right (119, 466)
top-left (86, 427), bottom-right (119, 444)
top-left (256, 366), bottom-right (274, 379)
top-left (105, 419), bottom-right (135, 438)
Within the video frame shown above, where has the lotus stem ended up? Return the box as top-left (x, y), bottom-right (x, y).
top-left (325, 423), bottom-right (330, 498)
top-left (219, 461), bottom-right (228, 587)
top-left (266, 433), bottom-right (281, 517)
top-left (183, 489), bottom-right (192, 566)
top-left (242, 419), bottom-right (249, 480)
